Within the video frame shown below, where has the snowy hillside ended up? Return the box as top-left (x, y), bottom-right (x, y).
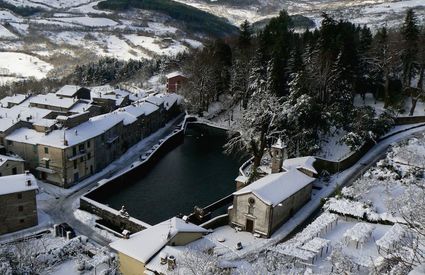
top-left (175, 0), bottom-right (425, 28)
top-left (0, 1), bottom-right (204, 84)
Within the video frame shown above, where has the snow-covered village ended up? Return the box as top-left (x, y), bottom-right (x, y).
top-left (1, 0), bottom-right (425, 275)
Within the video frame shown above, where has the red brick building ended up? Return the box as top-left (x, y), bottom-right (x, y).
top-left (166, 72), bottom-right (187, 93)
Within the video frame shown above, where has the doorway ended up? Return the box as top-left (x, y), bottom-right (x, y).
top-left (246, 219), bottom-right (254, 233)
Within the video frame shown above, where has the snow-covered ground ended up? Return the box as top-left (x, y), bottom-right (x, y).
top-left (0, 2), bottom-right (203, 83)
top-left (176, 0), bottom-right (425, 29)
top-left (317, 128), bottom-right (352, 161)
top-left (0, 52), bottom-right (53, 80)
top-left (354, 93), bottom-right (425, 117)
top-left (269, 132), bottom-right (425, 273)
top-left (0, 231), bottom-right (117, 275)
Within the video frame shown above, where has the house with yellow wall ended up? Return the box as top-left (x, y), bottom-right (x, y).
top-left (110, 217), bottom-right (211, 275)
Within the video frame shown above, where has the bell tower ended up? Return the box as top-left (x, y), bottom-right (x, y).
top-left (271, 138), bottom-right (287, 174)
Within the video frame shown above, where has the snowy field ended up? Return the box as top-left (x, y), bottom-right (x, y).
top-left (0, 2), bottom-right (203, 83)
top-left (176, 0), bottom-right (425, 29)
top-left (0, 52), bottom-right (53, 79)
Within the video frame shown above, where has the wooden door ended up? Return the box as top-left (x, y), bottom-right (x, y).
top-left (246, 219), bottom-right (254, 233)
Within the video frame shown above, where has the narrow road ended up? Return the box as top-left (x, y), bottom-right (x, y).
top-left (41, 115), bottom-right (184, 247)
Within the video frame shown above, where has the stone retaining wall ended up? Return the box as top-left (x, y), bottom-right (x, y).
top-left (79, 129), bottom-right (185, 231)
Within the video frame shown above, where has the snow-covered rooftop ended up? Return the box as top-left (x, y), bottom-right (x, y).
top-left (55, 85), bottom-right (83, 97)
top-left (166, 71), bottom-right (185, 79)
top-left (144, 95), bottom-right (164, 107)
top-left (0, 154), bottom-right (24, 167)
top-left (110, 217), bottom-right (208, 264)
top-left (282, 156), bottom-right (317, 175)
top-left (233, 169), bottom-right (315, 206)
top-left (0, 94), bottom-right (30, 107)
top-left (0, 105), bottom-right (52, 132)
top-left (69, 101), bottom-right (91, 114)
top-left (146, 237), bottom-right (215, 274)
top-left (272, 138), bottom-right (286, 149)
top-left (156, 93), bottom-right (183, 110)
top-left (6, 112), bottom-right (124, 148)
top-left (0, 173), bottom-right (38, 196)
top-left (33, 118), bottom-right (57, 128)
top-left (29, 93), bottom-right (79, 109)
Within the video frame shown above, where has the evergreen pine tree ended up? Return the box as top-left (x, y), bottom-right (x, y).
top-left (238, 20), bottom-right (253, 49)
top-left (401, 8), bottom-right (420, 87)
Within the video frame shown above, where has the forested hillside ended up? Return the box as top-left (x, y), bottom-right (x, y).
top-left (180, 9), bottom-right (425, 174)
top-left (97, 0), bottom-right (238, 36)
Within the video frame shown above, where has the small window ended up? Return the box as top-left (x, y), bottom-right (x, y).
top-left (72, 147), bottom-right (77, 156)
top-left (19, 219), bottom-right (24, 223)
top-left (80, 157), bottom-right (84, 163)
top-left (87, 141), bottom-right (91, 148)
top-left (44, 147), bottom-right (49, 154)
top-left (79, 144), bottom-right (84, 151)
top-left (45, 161), bottom-right (49, 169)
top-left (73, 160), bottom-right (77, 169)
top-left (18, 206), bottom-right (23, 212)
top-left (7, 140), bottom-right (13, 146)
top-left (248, 205), bottom-right (254, 215)
top-left (17, 193), bottom-right (22, 199)
top-left (12, 167), bottom-right (17, 175)
top-left (87, 153), bottom-right (91, 160)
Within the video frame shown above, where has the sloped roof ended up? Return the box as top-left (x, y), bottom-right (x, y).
top-left (56, 85), bottom-right (83, 97)
top-left (110, 217), bottom-right (208, 264)
top-left (0, 173), bottom-right (38, 196)
top-left (0, 154), bottom-right (24, 167)
top-left (166, 71), bottom-right (185, 79)
top-left (29, 93), bottom-right (79, 109)
top-left (233, 169), bottom-right (315, 206)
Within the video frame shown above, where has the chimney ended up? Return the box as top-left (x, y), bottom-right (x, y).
top-left (25, 170), bottom-right (30, 175)
top-left (271, 138), bottom-right (286, 174)
top-left (26, 179), bottom-right (32, 186)
top-left (160, 252), bottom-right (168, 265)
top-left (75, 130), bottom-right (78, 136)
top-left (167, 255), bottom-right (176, 271)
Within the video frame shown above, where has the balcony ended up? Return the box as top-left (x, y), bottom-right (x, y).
top-left (68, 150), bottom-right (87, 161)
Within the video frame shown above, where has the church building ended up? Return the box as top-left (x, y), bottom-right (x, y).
top-left (229, 139), bottom-right (317, 238)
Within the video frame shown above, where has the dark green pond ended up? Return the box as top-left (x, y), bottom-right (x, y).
top-left (101, 124), bottom-right (243, 224)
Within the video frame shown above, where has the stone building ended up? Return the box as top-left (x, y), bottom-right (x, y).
top-left (229, 140), bottom-right (317, 238)
top-left (5, 114), bottom-right (124, 188)
top-left (0, 155), bottom-right (25, 176)
top-left (4, 93), bottom-right (182, 188)
top-left (28, 93), bottom-right (81, 113)
top-left (229, 169), bottom-right (315, 238)
top-left (0, 173), bottom-right (38, 235)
